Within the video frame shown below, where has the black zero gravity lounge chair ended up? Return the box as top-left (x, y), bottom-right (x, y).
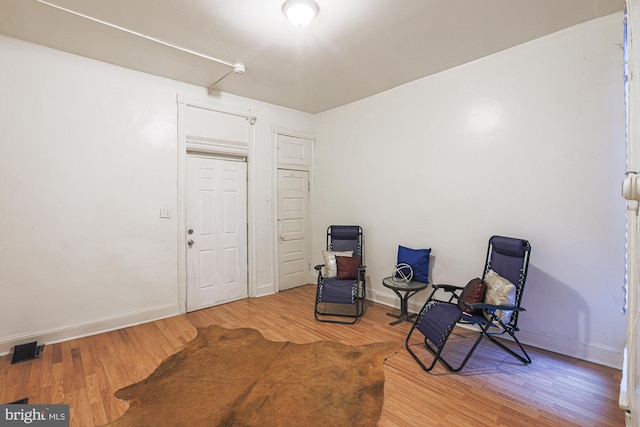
top-left (314, 225), bottom-right (366, 324)
top-left (406, 235), bottom-right (532, 372)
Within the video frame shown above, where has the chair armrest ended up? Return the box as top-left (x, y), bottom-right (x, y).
top-left (429, 283), bottom-right (463, 304)
top-left (432, 284), bottom-right (464, 292)
top-left (314, 264), bottom-right (325, 281)
top-left (465, 302), bottom-right (525, 312)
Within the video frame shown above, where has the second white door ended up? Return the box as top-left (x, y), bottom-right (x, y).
top-left (278, 169), bottom-right (310, 291)
top-left (186, 155), bottom-right (248, 312)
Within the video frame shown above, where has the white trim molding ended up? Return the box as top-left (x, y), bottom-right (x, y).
top-left (176, 94), bottom-right (257, 310)
top-left (0, 304), bottom-right (179, 356)
top-left (272, 126), bottom-right (315, 293)
top-left (185, 135), bottom-right (249, 157)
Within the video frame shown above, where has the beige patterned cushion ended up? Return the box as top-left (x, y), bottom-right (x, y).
top-left (483, 269), bottom-right (516, 322)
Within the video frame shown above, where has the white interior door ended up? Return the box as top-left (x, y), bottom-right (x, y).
top-left (186, 155), bottom-right (247, 311)
top-left (278, 169), bottom-right (310, 291)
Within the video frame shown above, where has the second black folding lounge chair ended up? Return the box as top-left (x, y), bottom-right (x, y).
top-left (314, 225), bottom-right (366, 324)
top-left (405, 235), bottom-right (532, 372)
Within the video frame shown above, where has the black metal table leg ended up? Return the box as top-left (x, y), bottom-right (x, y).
top-left (382, 277), bottom-right (429, 326)
top-left (386, 289), bottom-right (420, 325)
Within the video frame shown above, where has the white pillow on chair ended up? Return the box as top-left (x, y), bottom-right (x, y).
top-left (483, 269), bottom-right (516, 323)
top-left (321, 250), bottom-right (353, 278)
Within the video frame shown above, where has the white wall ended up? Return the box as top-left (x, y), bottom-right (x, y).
top-left (314, 13), bottom-right (626, 368)
top-left (0, 35), bottom-right (313, 353)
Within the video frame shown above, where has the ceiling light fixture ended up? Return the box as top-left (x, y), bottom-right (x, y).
top-left (282, 0), bottom-right (319, 27)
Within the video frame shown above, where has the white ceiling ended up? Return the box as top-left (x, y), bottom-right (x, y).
top-left (0, 0), bottom-right (625, 113)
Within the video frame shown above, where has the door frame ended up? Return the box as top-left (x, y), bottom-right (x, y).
top-left (272, 126), bottom-right (315, 291)
top-left (177, 95), bottom-right (257, 314)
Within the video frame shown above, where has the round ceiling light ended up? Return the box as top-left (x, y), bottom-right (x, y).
top-left (282, 0), bottom-right (319, 27)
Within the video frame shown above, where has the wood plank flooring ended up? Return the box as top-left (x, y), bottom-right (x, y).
top-left (0, 285), bottom-right (625, 426)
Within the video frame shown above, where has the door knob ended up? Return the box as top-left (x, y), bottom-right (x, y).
top-left (188, 239), bottom-right (195, 248)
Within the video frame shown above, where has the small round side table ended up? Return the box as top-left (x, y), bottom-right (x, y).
top-left (382, 276), bottom-right (429, 325)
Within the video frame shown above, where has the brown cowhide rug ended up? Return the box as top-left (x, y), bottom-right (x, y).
top-left (105, 325), bottom-right (400, 427)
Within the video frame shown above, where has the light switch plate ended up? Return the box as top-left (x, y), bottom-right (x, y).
top-left (160, 208), bottom-right (171, 218)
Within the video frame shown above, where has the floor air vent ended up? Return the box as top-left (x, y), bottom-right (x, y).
top-left (11, 342), bottom-right (44, 364)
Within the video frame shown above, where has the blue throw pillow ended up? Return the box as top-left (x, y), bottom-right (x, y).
top-left (397, 246), bottom-right (431, 283)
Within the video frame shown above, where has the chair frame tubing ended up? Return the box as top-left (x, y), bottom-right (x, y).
top-left (314, 273), bottom-right (366, 324)
top-left (314, 225), bottom-right (366, 324)
top-left (405, 300), bottom-right (463, 372)
top-left (406, 235), bottom-right (532, 372)
top-left (406, 310), bottom-right (532, 373)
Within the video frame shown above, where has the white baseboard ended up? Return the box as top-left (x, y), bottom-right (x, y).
top-left (368, 289), bottom-right (623, 370)
top-left (3, 290), bottom-right (624, 370)
top-left (515, 328), bottom-right (623, 369)
top-left (254, 283), bottom-right (276, 298)
top-left (0, 304), bottom-right (180, 356)
top-left (368, 287), bottom-right (427, 312)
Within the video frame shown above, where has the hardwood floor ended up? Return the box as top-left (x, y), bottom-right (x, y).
top-left (0, 285), bottom-right (625, 426)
